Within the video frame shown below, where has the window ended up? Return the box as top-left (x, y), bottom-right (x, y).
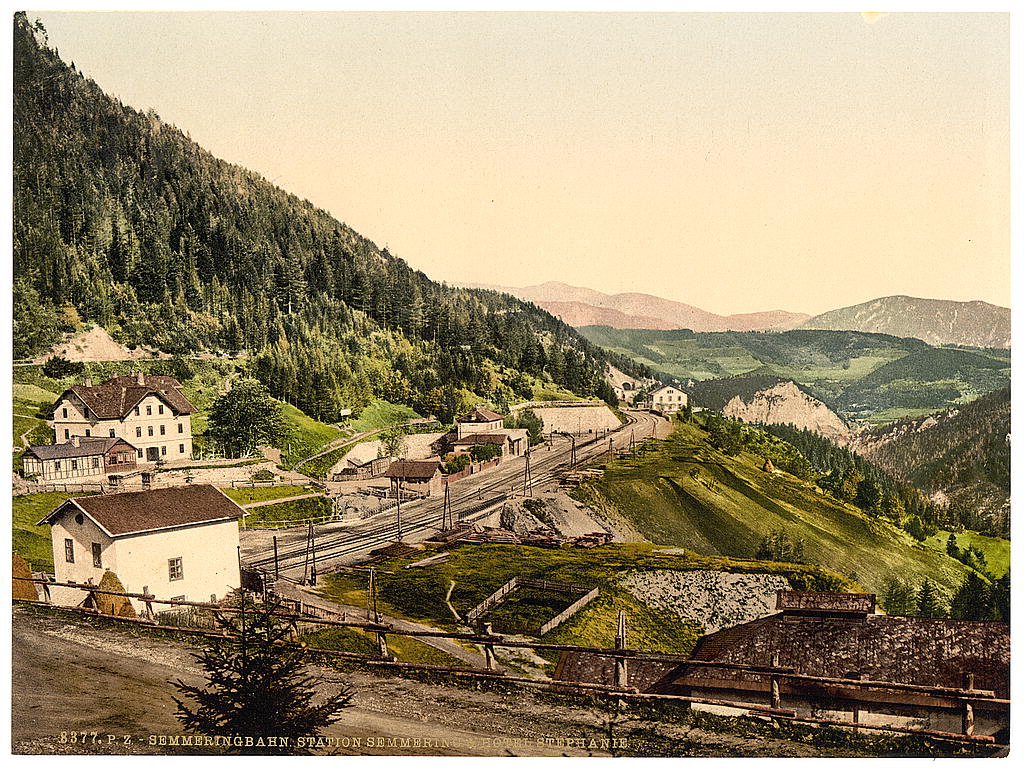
top-left (84, 408), bottom-right (90, 419)
top-left (178, 423), bottom-right (183, 434)
top-left (71, 459), bottom-right (78, 470)
top-left (64, 538), bottom-right (74, 563)
top-left (146, 406), bottom-right (152, 416)
top-left (54, 461), bottom-right (61, 471)
top-left (62, 407), bottom-right (68, 418)
top-left (161, 446), bottom-right (167, 456)
top-left (91, 542), bottom-right (102, 568)
top-left (137, 449), bottom-right (144, 459)
top-left (168, 557), bottom-right (183, 581)
top-left (159, 425), bottom-right (165, 436)
top-left (64, 429), bottom-right (70, 440)
top-left (148, 426), bottom-right (153, 437)
top-left (159, 405), bottom-right (164, 415)
top-left (179, 443), bottom-right (185, 454)
top-left (136, 427), bottom-right (142, 438)
top-left (134, 407), bottom-right (140, 416)
top-left (92, 457), bottom-right (100, 467)
top-left (84, 429), bottom-right (90, 437)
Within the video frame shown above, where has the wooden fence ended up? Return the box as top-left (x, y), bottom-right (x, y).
top-left (466, 576), bottom-right (599, 633)
top-left (12, 576), bottom-right (1007, 746)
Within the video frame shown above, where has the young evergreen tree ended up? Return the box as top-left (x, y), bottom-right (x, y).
top-left (950, 572), bottom-right (993, 621)
top-left (172, 592), bottom-right (353, 751)
top-left (915, 578), bottom-right (948, 619)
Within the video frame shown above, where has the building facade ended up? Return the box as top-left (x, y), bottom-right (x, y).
top-left (22, 436), bottom-right (139, 482)
top-left (51, 373), bottom-right (196, 464)
top-left (648, 385), bottom-right (688, 413)
top-left (38, 484), bottom-right (243, 611)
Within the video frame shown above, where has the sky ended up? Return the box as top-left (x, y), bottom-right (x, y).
top-left (31, 11), bottom-right (1010, 316)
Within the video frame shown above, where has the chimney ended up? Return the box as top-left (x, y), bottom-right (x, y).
top-left (136, 371), bottom-right (145, 386)
top-left (71, 436), bottom-right (80, 448)
top-left (111, 371), bottom-right (119, 379)
top-left (83, 377), bottom-right (92, 387)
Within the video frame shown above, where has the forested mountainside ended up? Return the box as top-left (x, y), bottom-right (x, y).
top-left (12, 14), bottom-right (648, 422)
top-left (852, 388), bottom-right (1010, 536)
top-left (580, 326), bottom-right (1009, 424)
top-left (797, 295), bottom-right (1011, 350)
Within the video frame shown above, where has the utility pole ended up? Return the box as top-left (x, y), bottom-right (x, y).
top-left (628, 429), bottom-right (636, 454)
top-left (309, 524), bottom-right (317, 586)
top-left (522, 449), bottom-right (533, 497)
top-left (441, 479), bottom-right (452, 530)
top-left (570, 435), bottom-right (577, 467)
top-left (608, 437), bottom-right (614, 464)
top-left (272, 535), bottom-right (280, 580)
top-left (396, 477), bottom-right (403, 542)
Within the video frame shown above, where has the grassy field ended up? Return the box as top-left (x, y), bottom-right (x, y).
top-left (349, 400), bottom-right (421, 434)
top-left (301, 625), bottom-right (464, 666)
top-left (12, 492), bottom-right (93, 574)
top-left (221, 484), bottom-right (318, 506)
top-left (12, 383), bottom-right (57, 451)
top-left (573, 422), bottom-right (973, 599)
top-left (316, 543), bottom-right (847, 655)
top-left (924, 530), bottom-right (1011, 578)
top-left (243, 496), bottom-right (333, 527)
top-left (277, 402), bottom-right (346, 469)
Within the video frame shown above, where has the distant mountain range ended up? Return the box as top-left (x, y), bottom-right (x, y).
top-left (472, 282), bottom-right (1010, 350)
top-left (797, 296), bottom-right (1011, 350)
top-left (475, 282), bottom-right (811, 332)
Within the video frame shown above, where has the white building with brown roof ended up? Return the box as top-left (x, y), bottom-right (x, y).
top-left (452, 406), bottom-right (527, 456)
top-left (22, 435), bottom-right (139, 482)
top-left (37, 484), bottom-right (243, 611)
top-left (51, 372), bottom-right (196, 464)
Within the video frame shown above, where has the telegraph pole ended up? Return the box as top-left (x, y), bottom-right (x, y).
top-left (396, 477), bottom-right (403, 542)
top-left (570, 435), bottom-right (577, 467)
top-left (272, 535), bottom-right (280, 580)
top-left (522, 449), bottom-right (533, 497)
top-left (309, 524), bottom-right (317, 586)
top-left (441, 479), bottom-right (452, 530)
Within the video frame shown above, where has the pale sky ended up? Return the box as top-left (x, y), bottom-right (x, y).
top-left (32, 11), bottom-right (1010, 315)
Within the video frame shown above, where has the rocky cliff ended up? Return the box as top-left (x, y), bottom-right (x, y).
top-left (722, 381), bottom-right (851, 444)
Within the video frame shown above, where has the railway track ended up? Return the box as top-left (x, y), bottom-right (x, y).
top-left (245, 409), bottom-right (662, 579)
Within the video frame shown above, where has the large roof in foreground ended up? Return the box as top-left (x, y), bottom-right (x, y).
top-left (39, 484), bottom-right (244, 537)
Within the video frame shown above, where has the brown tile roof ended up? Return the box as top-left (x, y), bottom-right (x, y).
top-left (453, 433), bottom-right (510, 446)
top-left (26, 436), bottom-right (137, 461)
top-left (38, 484), bottom-right (244, 537)
top-left (385, 460), bottom-right (441, 480)
top-left (456, 407), bottom-right (503, 423)
top-left (57, 374), bottom-right (196, 420)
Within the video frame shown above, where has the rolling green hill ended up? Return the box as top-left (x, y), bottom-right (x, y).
top-left (579, 326), bottom-right (1008, 424)
top-left (573, 422), bottom-right (974, 598)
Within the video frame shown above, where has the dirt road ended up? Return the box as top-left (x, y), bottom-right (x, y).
top-left (12, 605), bottom-right (850, 757)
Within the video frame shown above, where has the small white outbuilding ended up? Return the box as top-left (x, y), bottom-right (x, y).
top-left (37, 484), bottom-right (244, 610)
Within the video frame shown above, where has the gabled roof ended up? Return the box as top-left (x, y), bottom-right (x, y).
top-left (651, 384), bottom-right (684, 395)
top-left (385, 460), bottom-right (442, 480)
top-left (456, 407), bottom-right (503, 423)
top-left (37, 484), bottom-right (244, 538)
top-left (56, 374), bottom-right (196, 420)
top-left (25, 436), bottom-right (137, 461)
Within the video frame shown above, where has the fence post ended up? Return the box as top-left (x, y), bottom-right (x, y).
top-left (484, 622), bottom-right (498, 672)
top-left (614, 610), bottom-right (628, 688)
top-left (962, 672), bottom-right (976, 736)
top-left (770, 653), bottom-right (782, 709)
